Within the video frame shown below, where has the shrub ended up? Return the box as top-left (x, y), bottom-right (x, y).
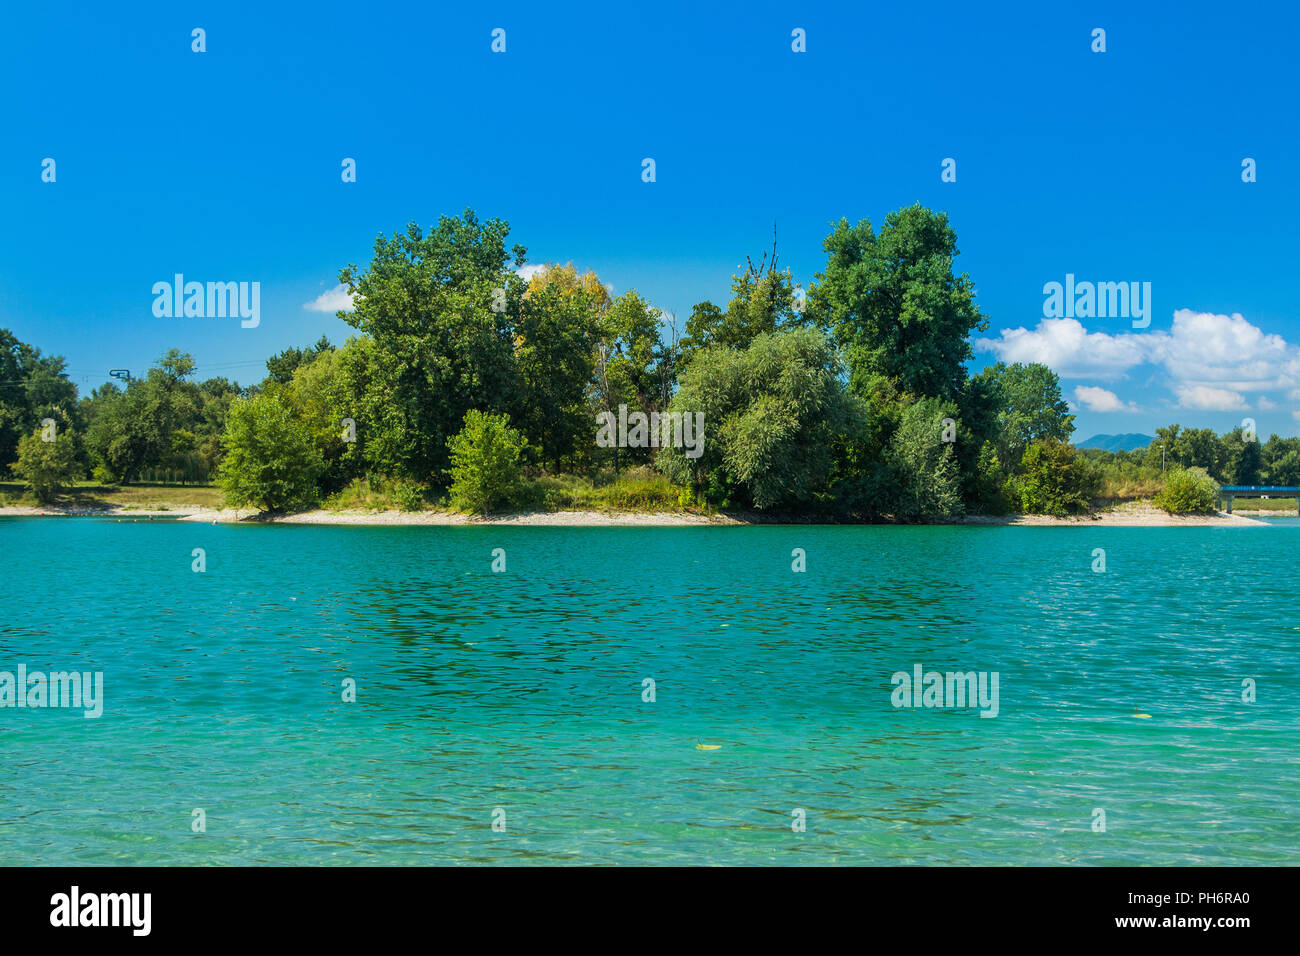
top-left (446, 410), bottom-right (528, 514)
top-left (1153, 467), bottom-right (1220, 515)
top-left (393, 479), bottom-right (425, 512)
top-left (1009, 439), bottom-right (1099, 516)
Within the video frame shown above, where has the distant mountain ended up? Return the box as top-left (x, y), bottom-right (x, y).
top-left (1076, 433), bottom-right (1155, 452)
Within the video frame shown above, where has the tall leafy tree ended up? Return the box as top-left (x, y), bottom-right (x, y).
top-left (811, 204), bottom-right (987, 401)
top-left (0, 329), bottom-right (80, 469)
top-left (973, 362), bottom-right (1075, 470)
top-left (338, 210), bottom-right (525, 481)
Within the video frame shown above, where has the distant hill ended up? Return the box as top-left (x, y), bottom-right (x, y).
top-left (1076, 433), bottom-right (1155, 452)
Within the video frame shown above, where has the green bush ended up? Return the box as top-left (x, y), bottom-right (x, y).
top-left (1009, 439), bottom-right (1099, 516)
top-left (393, 479), bottom-right (425, 512)
top-left (217, 393), bottom-right (323, 513)
top-left (446, 410), bottom-right (528, 514)
top-left (1153, 467), bottom-right (1220, 514)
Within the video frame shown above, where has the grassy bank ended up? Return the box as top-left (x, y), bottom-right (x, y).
top-left (0, 481), bottom-right (224, 511)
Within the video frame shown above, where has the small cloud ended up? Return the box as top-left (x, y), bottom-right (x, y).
top-left (1257, 396), bottom-right (1278, 410)
top-left (1176, 384), bottom-right (1248, 411)
top-left (303, 284), bottom-right (354, 313)
top-left (1073, 385), bottom-right (1135, 413)
top-left (515, 264), bottom-right (548, 282)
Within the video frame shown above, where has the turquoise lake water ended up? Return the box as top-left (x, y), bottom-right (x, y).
top-left (1, 516), bottom-right (1297, 865)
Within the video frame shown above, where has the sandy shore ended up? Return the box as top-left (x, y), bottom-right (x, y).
top-left (1, 502), bottom-right (1277, 526)
top-left (956, 505), bottom-right (1267, 527)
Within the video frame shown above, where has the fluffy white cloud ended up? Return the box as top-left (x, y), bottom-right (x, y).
top-left (303, 284), bottom-right (354, 313)
top-left (978, 310), bottom-right (1300, 406)
top-left (1175, 385), bottom-right (1248, 411)
top-left (975, 318), bottom-right (1147, 379)
top-left (1150, 310), bottom-right (1299, 391)
top-left (1073, 385), bottom-right (1134, 412)
top-left (1258, 396), bottom-right (1278, 410)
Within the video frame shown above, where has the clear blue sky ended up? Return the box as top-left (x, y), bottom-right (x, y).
top-left (2, 1), bottom-right (1298, 441)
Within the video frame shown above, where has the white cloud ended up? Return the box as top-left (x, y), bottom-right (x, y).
top-left (1258, 396), bottom-right (1278, 410)
top-left (1150, 310), bottom-right (1300, 392)
top-left (515, 264), bottom-right (548, 282)
top-left (1073, 385), bottom-right (1134, 413)
top-left (1175, 384), bottom-right (1248, 411)
top-left (975, 318), bottom-right (1147, 380)
top-left (979, 310), bottom-right (1300, 412)
top-left (303, 284), bottom-right (354, 313)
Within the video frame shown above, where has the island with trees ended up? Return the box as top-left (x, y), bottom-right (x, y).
top-left (3, 205), bottom-right (1283, 523)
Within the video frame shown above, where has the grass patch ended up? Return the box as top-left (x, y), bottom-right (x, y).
top-left (0, 481), bottom-right (224, 510)
top-left (520, 467), bottom-right (694, 512)
top-left (322, 477), bottom-right (432, 512)
top-left (1231, 496), bottom-right (1299, 512)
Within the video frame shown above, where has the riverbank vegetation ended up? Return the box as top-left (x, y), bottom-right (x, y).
top-left (3, 206), bottom-right (1295, 519)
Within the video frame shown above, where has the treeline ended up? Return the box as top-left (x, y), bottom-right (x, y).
top-left (1082, 426), bottom-right (1300, 496)
top-left (5, 205), bottom-right (1267, 518)
top-left (1, 340), bottom-right (245, 494)
top-left (211, 206), bottom-right (1087, 515)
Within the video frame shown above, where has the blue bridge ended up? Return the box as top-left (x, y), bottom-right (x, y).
top-left (1219, 486), bottom-right (1300, 514)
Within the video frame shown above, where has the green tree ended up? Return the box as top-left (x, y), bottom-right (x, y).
top-left (0, 330), bottom-right (81, 470)
top-left (514, 273), bottom-right (602, 469)
top-left (217, 393), bottom-right (323, 512)
top-left (272, 347), bottom-right (363, 494)
top-left (446, 410), bottom-right (528, 514)
top-left (811, 204), bottom-right (987, 401)
top-left (973, 362), bottom-right (1075, 470)
top-left (339, 210), bottom-right (525, 481)
top-left (679, 242), bottom-right (805, 358)
top-left (593, 290), bottom-right (678, 470)
top-left (1009, 440), bottom-right (1099, 516)
top-left (887, 398), bottom-right (963, 518)
top-left (265, 336), bottom-right (334, 384)
top-left (658, 328), bottom-right (865, 509)
top-left (12, 424), bottom-right (81, 502)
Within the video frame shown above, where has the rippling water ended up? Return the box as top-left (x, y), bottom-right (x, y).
top-left (1, 516), bottom-right (1296, 865)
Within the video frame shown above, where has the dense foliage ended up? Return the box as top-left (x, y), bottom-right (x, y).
top-left (1153, 467), bottom-right (1221, 515)
top-left (8, 203), bottom-right (1292, 519)
top-left (446, 410), bottom-right (528, 514)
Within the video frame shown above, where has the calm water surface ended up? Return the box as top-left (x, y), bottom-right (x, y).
top-left (1, 517), bottom-right (1297, 865)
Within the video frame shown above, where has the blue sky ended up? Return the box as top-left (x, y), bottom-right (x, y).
top-left (2, 0), bottom-right (1298, 441)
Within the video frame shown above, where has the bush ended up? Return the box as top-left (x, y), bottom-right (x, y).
top-left (1009, 439), bottom-right (1099, 516)
top-left (12, 427), bottom-right (82, 502)
top-left (446, 410), bottom-right (528, 514)
top-left (217, 394), bottom-right (323, 513)
top-left (1153, 467), bottom-right (1220, 515)
top-left (393, 479), bottom-right (425, 512)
